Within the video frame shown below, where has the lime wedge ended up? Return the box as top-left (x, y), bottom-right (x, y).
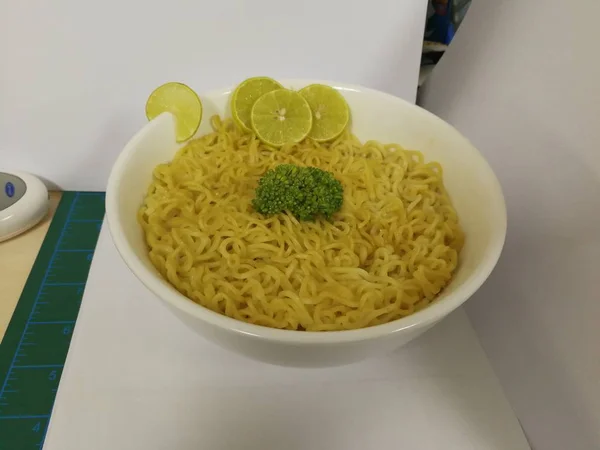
top-left (299, 84), bottom-right (350, 142)
top-left (230, 77), bottom-right (283, 132)
top-left (145, 82), bottom-right (203, 143)
top-left (250, 89), bottom-right (313, 147)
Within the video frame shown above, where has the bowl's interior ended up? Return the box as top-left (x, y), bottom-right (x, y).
top-left (108, 80), bottom-right (506, 336)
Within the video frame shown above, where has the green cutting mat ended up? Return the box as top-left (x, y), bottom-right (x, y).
top-left (0, 191), bottom-right (105, 450)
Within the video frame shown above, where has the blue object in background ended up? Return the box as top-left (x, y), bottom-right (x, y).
top-left (425, 0), bottom-right (455, 45)
top-left (424, 0), bottom-right (471, 45)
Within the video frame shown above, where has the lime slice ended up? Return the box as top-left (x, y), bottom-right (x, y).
top-left (250, 89), bottom-right (313, 147)
top-left (230, 77), bottom-right (283, 132)
top-left (299, 84), bottom-right (350, 142)
top-left (145, 82), bottom-right (202, 142)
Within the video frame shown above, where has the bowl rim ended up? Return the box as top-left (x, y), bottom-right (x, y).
top-left (106, 79), bottom-right (507, 345)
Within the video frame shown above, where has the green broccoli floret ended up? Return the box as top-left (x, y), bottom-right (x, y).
top-left (252, 164), bottom-right (343, 221)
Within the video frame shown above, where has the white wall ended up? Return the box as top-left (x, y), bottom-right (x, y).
top-left (0, 0), bottom-right (427, 190)
top-left (420, 1), bottom-right (600, 449)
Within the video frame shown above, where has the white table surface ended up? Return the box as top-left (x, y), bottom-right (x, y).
top-left (43, 227), bottom-right (531, 450)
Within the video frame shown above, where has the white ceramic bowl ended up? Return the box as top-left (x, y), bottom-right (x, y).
top-left (106, 80), bottom-right (506, 368)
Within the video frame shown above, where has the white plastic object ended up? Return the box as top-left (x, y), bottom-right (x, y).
top-left (0, 170), bottom-right (49, 242)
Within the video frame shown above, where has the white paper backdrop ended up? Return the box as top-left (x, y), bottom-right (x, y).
top-left (0, 0), bottom-right (427, 190)
top-left (420, 1), bottom-right (600, 449)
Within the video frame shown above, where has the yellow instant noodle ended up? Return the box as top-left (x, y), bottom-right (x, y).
top-left (139, 116), bottom-right (464, 331)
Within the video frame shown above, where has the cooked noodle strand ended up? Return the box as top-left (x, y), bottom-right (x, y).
top-left (139, 116), bottom-right (464, 331)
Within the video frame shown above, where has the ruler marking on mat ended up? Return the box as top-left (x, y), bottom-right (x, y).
top-left (0, 191), bottom-right (105, 449)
